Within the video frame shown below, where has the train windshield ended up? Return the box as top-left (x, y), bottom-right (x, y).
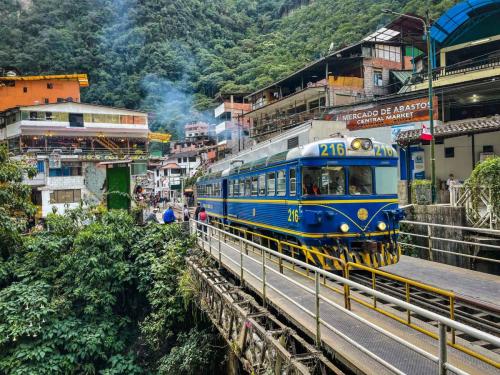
top-left (375, 166), bottom-right (397, 194)
top-left (302, 166), bottom-right (345, 196)
top-left (348, 166), bottom-right (373, 195)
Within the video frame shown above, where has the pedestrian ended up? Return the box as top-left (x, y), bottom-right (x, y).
top-left (145, 208), bottom-right (159, 224)
top-left (194, 202), bottom-right (201, 221)
top-left (183, 204), bottom-right (190, 222)
top-left (163, 205), bottom-right (176, 224)
top-left (198, 207), bottom-right (208, 238)
top-left (446, 173), bottom-right (458, 191)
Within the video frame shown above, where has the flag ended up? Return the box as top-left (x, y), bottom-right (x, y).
top-left (420, 123), bottom-right (433, 140)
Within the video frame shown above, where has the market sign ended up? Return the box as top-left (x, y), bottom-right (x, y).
top-left (329, 97), bottom-right (438, 130)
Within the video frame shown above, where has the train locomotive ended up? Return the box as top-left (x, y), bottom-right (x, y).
top-left (196, 136), bottom-right (405, 270)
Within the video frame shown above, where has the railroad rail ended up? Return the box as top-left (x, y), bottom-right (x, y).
top-left (191, 219), bottom-right (500, 374)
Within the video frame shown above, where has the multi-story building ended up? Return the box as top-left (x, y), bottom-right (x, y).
top-left (214, 92), bottom-right (253, 154)
top-left (184, 121), bottom-right (210, 140)
top-left (0, 70), bottom-right (88, 111)
top-left (0, 101), bottom-right (150, 216)
top-left (243, 17), bottom-right (424, 141)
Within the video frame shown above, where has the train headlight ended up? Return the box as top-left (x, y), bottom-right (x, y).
top-left (351, 139), bottom-right (361, 150)
top-left (340, 223), bottom-right (350, 233)
top-left (377, 221), bottom-right (387, 231)
top-left (361, 138), bottom-right (373, 150)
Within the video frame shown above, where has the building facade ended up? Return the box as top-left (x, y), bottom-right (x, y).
top-left (0, 102), bottom-right (150, 217)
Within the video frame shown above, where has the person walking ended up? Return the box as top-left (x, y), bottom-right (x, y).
top-left (183, 204), bottom-right (190, 222)
top-left (198, 207), bottom-right (208, 238)
top-left (163, 205), bottom-right (176, 224)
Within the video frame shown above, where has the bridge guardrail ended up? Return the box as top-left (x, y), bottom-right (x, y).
top-left (191, 219), bottom-right (500, 374)
top-left (399, 220), bottom-right (500, 265)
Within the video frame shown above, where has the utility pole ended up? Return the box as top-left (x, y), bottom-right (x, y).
top-left (382, 9), bottom-right (436, 203)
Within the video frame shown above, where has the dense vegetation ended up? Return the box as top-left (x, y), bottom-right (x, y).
top-left (1, 0), bottom-right (455, 137)
top-left (0, 147), bottom-right (224, 374)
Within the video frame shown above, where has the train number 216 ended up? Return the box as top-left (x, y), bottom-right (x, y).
top-left (288, 208), bottom-right (299, 223)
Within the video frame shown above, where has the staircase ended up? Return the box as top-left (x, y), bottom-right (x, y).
top-left (93, 137), bottom-right (121, 154)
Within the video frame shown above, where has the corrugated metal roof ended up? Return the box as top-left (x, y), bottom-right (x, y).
top-left (396, 115), bottom-right (500, 143)
top-left (391, 70), bottom-right (413, 85)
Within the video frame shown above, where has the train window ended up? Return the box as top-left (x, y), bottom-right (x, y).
top-left (302, 166), bottom-right (345, 195)
top-left (251, 176), bottom-right (258, 196)
top-left (375, 167), bottom-right (397, 194)
top-left (277, 170), bottom-right (286, 196)
top-left (267, 172), bottom-right (275, 196)
top-left (229, 181), bottom-right (233, 197)
top-left (349, 166), bottom-right (373, 195)
top-left (289, 169), bottom-right (296, 196)
top-left (245, 178), bottom-right (251, 196)
top-left (258, 174), bottom-right (266, 195)
top-left (233, 179), bottom-right (238, 197)
top-left (239, 179), bottom-right (244, 197)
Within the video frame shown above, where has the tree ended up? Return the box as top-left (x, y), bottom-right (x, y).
top-left (0, 146), bottom-right (36, 258)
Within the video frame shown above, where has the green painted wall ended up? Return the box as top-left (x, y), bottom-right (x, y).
top-left (106, 166), bottom-right (131, 210)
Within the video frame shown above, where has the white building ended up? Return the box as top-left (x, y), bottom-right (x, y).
top-left (0, 102), bottom-right (149, 217)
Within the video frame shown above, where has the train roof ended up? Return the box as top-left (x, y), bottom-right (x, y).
top-left (197, 136), bottom-right (396, 182)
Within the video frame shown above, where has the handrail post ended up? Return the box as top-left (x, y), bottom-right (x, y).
top-left (427, 225), bottom-right (434, 261)
top-left (344, 264), bottom-right (351, 310)
top-left (405, 283), bottom-right (411, 324)
top-left (218, 227), bottom-right (222, 269)
top-left (262, 249), bottom-right (267, 308)
top-left (372, 272), bottom-right (377, 308)
top-left (438, 322), bottom-right (447, 375)
top-left (315, 271), bottom-right (321, 347)
top-left (278, 242), bottom-right (283, 274)
top-left (240, 239), bottom-right (244, 286)
top-left (450, 296), bottom-right (455, 344)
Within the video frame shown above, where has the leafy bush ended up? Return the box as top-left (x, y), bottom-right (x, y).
top-left (465, 156), bottom-right (500, 217)
top-left (0, 208), bottom-right (223, 374)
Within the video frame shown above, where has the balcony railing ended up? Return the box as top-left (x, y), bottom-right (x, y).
top-left (12, 145), bottom-right (148, 160)
top-left (251, 106), bottom-right (325, 138)
top-left (405, 55), bottom-right (500, 87)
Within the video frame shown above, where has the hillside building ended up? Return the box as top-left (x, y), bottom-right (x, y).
top-left (214, 92), bottom-right (253, 154)
top-left (0, 70), bottom-right (88, 111)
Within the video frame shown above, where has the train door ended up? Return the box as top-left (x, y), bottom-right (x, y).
top-left (222, 178), bottom-right (228, 223)
top-left (286, 166), bottom-right (300, 230)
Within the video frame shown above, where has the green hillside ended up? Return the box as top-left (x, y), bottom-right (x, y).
top-left (0, 0), bottom-right (456, 136)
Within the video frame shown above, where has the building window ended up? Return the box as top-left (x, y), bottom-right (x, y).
top-left (69, 113), bottom-right (84, 127)
top-left (445, 147), bottom-right (454, 158)
top-left (189, 156), bottom-right (196, 162)
top-left (178, 158), bottom-right (181, 163)
top-left (23, 87), bottom-right (28, 93)
top-left (44, 98), bottom-right (49, 104)
top-left (373, 70), bottom-right (383, 87)
top-left (287, 136), bottom-right (299, 150)
top-left (483, 145), bottom-right (494, 153)
top-left (374, 44), bottom-right (401, 62)
top-left (183, 157), bottom-right (187, 163)
top-left (57, 98), bottom-right (64, 103)
top-left (50, 189), bottom-right (81, 204)
top-left (36, 160), bottom-right (45, 173)
top-left (49, 162), bottom-right (82, 177)
top-left (47, 83), bottom-right (53, 89)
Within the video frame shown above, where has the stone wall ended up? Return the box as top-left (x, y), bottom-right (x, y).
top-left (403, 205), bottom-right (499, 274)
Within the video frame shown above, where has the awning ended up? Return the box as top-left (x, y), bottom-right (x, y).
top-left (161, 162), bottom-right (180, 169)
top-left (396, 115), bottom-right (500, 144)
top-left (391, 71), bottom-right (413, 85)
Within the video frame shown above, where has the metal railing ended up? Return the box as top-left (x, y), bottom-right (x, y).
top-left (191, 220), bottom-right (500, 374)
top-left (399, 220), bottom-right (500, 266)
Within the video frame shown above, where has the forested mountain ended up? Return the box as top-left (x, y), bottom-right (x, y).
top-left (0, 0), bottom-right (455, 136)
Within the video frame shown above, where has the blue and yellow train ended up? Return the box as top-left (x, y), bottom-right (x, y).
top-left (196, 136), bottom-right (405, 270)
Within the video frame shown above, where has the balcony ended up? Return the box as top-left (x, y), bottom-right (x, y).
top-left (400, 55), bottom-right (500, 93)
top-left (215, 121), bottom-right (231, 134)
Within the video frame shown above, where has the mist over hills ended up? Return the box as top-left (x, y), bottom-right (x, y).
top-left (0, 0), bottom-right (454, 136)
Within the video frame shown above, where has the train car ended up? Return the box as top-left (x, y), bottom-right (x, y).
top-left (196, 136), bottom-right (405, 270)
top-left (196, 170), bottom-right (227, 220)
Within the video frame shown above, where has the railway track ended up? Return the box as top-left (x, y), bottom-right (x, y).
top-left (348, 272), bottom-right (500, 354)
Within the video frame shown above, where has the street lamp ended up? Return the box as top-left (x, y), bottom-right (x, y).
top-left (382, 9), bottom-right (436, 204)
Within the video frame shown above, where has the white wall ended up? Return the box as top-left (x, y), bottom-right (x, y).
top-left (422, 131), bottom-right (500, 183)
